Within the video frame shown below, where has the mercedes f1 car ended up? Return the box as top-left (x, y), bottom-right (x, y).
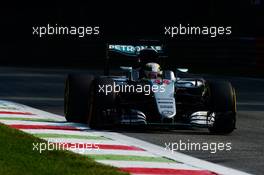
top-left (64, 42), bottom-right (237, 134)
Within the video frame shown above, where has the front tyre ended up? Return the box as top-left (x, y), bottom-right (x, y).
top-left (207, 80), bottom-right (237, 134)
top-left (64, 74), bottom-right (95, 123)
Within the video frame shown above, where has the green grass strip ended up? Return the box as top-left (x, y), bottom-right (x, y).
top-left (88, 154), bottom-right (177, 163)
top-left (0, 117), bottom-right (56, 122)
top-left (33, 133), bottom-right (110, 140)
top-left (0, 123), bottom-right (128, 175)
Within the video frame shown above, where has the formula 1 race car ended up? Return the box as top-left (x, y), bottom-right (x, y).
top-left (64, 42), bottom-right (237, 134)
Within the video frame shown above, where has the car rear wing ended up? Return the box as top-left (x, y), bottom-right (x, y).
top-left (104, 40), bottom-right (167, 75)
top-left (108, 44), bottom-right (163, 57)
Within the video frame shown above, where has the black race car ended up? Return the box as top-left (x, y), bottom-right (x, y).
top-left (64, 42), bottom-right (237, 134)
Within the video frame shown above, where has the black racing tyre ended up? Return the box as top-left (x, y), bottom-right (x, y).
top-left (64, 74), bottom-right (95, 123)
top-left (90, 78), bottom-right (116, 128)
top-left (207, 80), bottom-right (237, 134)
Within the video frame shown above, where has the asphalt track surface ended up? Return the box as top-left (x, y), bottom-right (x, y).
top-left (0, 67), bottom-right (263, 175)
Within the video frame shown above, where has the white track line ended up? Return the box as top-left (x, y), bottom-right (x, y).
top-left (71, 149), bottom-right (157, 157)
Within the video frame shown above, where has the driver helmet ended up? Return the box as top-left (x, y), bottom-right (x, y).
top-left (144, 62), bottom-right (161, 79)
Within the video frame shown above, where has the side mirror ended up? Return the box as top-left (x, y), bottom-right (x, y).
top-left (176, 68), bottom-right (189, 73)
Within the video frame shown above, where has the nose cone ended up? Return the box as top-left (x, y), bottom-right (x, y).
top-left (161, 110), bottom-right (175, 118)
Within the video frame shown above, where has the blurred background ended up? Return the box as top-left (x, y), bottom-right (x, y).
top-left (0, 1), bottom-right (263, 76)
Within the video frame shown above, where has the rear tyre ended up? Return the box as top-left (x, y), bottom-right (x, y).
top-left (90, 78), bottom-right (116, 128)
top-left (207, 80), bottom-right (237, 134)
top-left (64, 74), bottom-right (94, 123)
